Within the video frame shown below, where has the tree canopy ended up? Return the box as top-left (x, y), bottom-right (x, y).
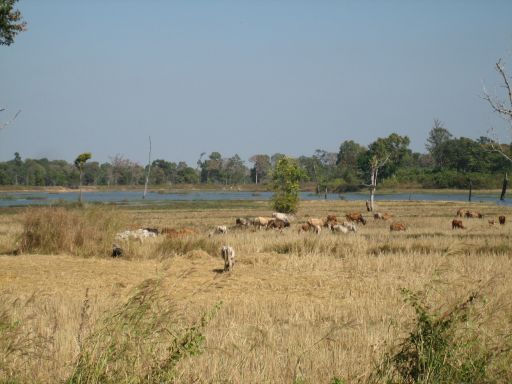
top-left (0, 0), bottom-right (26, 46)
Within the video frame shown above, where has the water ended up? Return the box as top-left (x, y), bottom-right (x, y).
top-left (0, 190), bottom-right (509, 207)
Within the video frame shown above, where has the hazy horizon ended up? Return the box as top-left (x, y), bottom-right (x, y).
top-left (1, 0), bottom-right (512, 166)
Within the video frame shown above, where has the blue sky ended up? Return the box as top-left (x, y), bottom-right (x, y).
top-left (1, 0), bottom-right (511, 165)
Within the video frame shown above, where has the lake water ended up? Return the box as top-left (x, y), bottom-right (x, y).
top-left (0, 190), bottom-right (510, 207)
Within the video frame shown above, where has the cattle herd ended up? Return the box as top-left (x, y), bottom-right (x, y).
top-left (111, 206), bottom-right (507, 272)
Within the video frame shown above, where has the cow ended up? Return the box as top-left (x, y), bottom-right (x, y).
top-left (345, 212), bottom-right (367, 225)
top-left (267, 218), bottom-right (290, 230)
top-left (341, 221), bottom-right (357, 232)
top-left (253, 217), bottom-right (272, 229)
top-left (272, 212), bottom-right (291, 223)
top-left (111, 244), bottom-right (123, 257)
top-left (143, 227), bottom-right (159, 235)
top-left (456, 208), bottom-right (465, 217)
top-left (308, 218), bottom-right (326, 228)
top-left (390, 222), bottom-right (406, 231)
top-left (325, 214), bottom-right (338, 229)
top-left (162, 227), bottom-right (195, 238)
top-left (209, 225), bottom-right (227, 237)
top-left (221, 245), bottom-right (235, 272)
top-left (298, 223), bottom-right (311, 233)
top-left (488, 219), bottom-right (495, 226)
top-left (452, 219), bottom-right (465, 229)
top-left (373, 212), bottom-right (392, 220)
top-left (465, 211), bottom-right (483, 219)
top-left (499, 216), bottom-right (506, 225)
top-left (331, 224), bottom-right (348, 233)
top-left (115, 229), bottom-right (157, 242)
top-left (235, 217), bottom-right (251, 227)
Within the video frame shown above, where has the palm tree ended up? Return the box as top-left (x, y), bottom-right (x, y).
top-left (74, 152), bottom-right (92, 203)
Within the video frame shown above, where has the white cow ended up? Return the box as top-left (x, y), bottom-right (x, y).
top-left (221, 245), bottom-right (235, 272)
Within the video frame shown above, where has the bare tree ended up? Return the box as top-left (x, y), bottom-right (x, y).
top-left (365, 154), bottom-right (390, 212)
top-left (143, 136), bottom-right (152, 199)
top-left (0, 107), bottom-right (20, 131)
top-left (483, 58), bottom-right (512, 162)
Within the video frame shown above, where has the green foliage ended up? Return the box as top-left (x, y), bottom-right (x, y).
top-left (0, 0), bottom-right (26, 46)
top-left (271, 156), bottom-right (305, 213)
top-left (74, 153), bottom-right (92, 172)
top-left (67, 278), bottom-right (221, 384)
top-left (369, 289), bottom-right (500, 384)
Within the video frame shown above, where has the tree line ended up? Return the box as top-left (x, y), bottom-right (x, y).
top-left (1, 123), bottom-right (511, 190)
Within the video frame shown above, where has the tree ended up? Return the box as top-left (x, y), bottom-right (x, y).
top-left (74, 152), bottom-right (92, 202)
top-left (249, 154), bottom-right (271, 184)
top-left (426, 119), bottom-right (453, 168)
top-left (271, 156), bottom-right (304, 213)
top-left (224, 154), bottom-right (247, 185)
top-left (483, 58), bottom-right (512, 162)
top-left (0, 0), bottom-right (26, 46)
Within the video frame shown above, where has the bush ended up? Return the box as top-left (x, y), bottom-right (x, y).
top-left (19, 206), bottom-right (123, 257)
top-left (369, 288), bottom-right (503, 384)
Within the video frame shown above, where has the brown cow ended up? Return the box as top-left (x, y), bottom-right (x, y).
top-left (452, 219), bottom-right (465, 229)
top-left (346, 212), bottom-right (367, 225)
top-left (325, 214), bottom-right (338, 228)
top-left (465, 210), bottom-right (483, 219)
top-left (499, 216), bottom-right (506, 225)
top-left (390, 222), bottom-right (406, 231)
top-left (267, 218), bottom-right (290, 230)
top-left (456, 208), bottom-right (465, 217)
top-left (374, 212), bottom-right (393, 220)
top-left (308, 217), bottom-right (326, 227)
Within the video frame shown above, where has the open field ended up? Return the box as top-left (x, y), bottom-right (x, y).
top-left (1, 200), bottom-right (511, 383)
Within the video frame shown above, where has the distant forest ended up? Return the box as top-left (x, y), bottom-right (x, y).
top-left (1, 124), bottom-right (511, 190)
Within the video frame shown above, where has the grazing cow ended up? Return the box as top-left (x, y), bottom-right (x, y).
top-left (488, 219), bottom-right (495, 226)
top-left (308, 218), bottom-right (326, 228)
top-left (221, 246), bottom-right (235, 272)
top-left (253, 217), bottom-right (272, 229)
top-left (465, 210), bottom-right (483, 219)
top-left (499, 216), bottom-right (506, 225)
top-left (267, 218), bottom-right (290, 230)
top-left (374, 212), bottom-right (383, 220)
top-left (111, 244), bottom-right (123, 258)
top-left (456, 208), bottom-right (465, 217)
top-left (341, 221), bottom-right (357, 232)
top-left (272, 212), bottom-right (291, 223)
top-left (345, 212), bottom-right (367, 225)
top-left (115, 229), bottom-right (157, 242)
top-left (390, 222), bottom-right (406, 231)
top-left (331, 224), bottom-right (348, 233)
top-left (212, 225), bottom-right (227, 235)
top-left (298, 223), bottom-right (311, 233)
top-left (143, 227), bottom-right (159, 235)
top-left (236, 217), bottom-right (251, 227)
top-left (452, 219), bottom-right (465, 229)
top-left (325, 214), bottom-right (338, 228)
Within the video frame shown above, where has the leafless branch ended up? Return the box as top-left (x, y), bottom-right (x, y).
top-left (0, 109), bottom-right (21, 130)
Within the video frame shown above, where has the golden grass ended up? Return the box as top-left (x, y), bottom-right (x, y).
top-left (0, 200), bottom-right (511, 383)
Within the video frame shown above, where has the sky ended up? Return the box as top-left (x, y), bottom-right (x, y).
top-left (1, 0), bottom-right (512, 166)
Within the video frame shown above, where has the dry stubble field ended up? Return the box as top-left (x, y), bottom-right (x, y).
top-left (0, 199), bottom-right (511, 383)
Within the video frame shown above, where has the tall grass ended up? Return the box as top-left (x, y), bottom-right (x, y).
top-left (19, 206), bottom-right (123, 257)
top-left (67, 278), bottom-right (220, 384)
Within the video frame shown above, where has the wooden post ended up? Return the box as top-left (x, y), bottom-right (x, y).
top-left (500, 173), bottom-right (508, 201)
top-left (468, 179), bottom-right (472, 202)
top-left (324, 186), bottom-right (327, 200)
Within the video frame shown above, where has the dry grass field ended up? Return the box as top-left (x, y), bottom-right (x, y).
top-left (0, 200), bottom-right (511, 383)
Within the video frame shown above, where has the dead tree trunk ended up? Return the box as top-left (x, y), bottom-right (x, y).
top-left (143, 136), bottom-right (152, 199)
top-left (500, 173), bottom-right (508, 201)
top-left (468, 179), bottom-right (472, 202)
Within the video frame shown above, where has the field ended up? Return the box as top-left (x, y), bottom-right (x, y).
top-left (0, 200), bottom-right (511, 383)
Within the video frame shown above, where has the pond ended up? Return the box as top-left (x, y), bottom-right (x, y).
top-left (0, 190), bottom-right (509, 207)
